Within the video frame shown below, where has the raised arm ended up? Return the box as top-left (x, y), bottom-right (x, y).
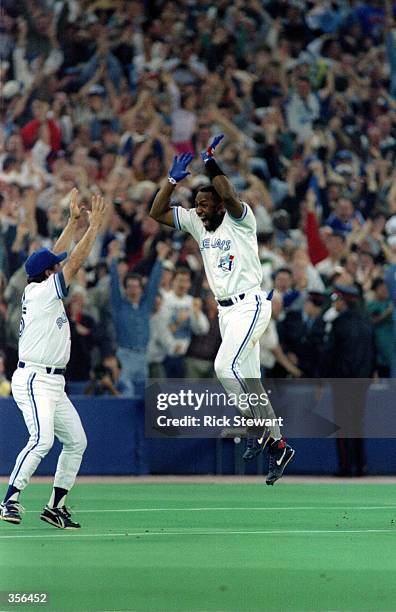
top-left (53, 188), bottom-right (82, 254)
top-left (149, 153), bottom-right (193, 227)
top-left (142, 243), bottom-right (170, 312)
top-left (62, 194), bottom-right (107, 287)
top-left (201, 134), bottom-right (244, 218)
top-left (106, 239), bottom-right (125, 309)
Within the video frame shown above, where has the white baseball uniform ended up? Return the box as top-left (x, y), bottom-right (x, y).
top-left (172, 202), bottom-right (278, 430)
top-left (9, 271), bottom-right (87, 492)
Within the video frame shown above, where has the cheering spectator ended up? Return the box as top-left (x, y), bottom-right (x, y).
top-left (108, 240), bottom-right (169, 396)
top-left (1, 0), bottom-right (396, 389)
top-left (66, 288), bottom-right (96, 382)
top-left (148, 293), bottom-right (182, 379)
top-left (185, 294), bottom-right (221, 379)
top-left (366, 278), bottom-right (393, 377)
top-left (160, 268), bottom-right (209, 378)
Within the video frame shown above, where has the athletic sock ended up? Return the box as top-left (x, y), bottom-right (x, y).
top-left (3, 485), bottom-right (20, 503)
top-left (48, 487), bottom-right (68, 509)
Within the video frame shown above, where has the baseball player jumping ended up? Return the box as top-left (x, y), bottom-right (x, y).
top-left (150, 136), bottom-right (295, 485)
top-left (0, 190), bottom-right (107, 528)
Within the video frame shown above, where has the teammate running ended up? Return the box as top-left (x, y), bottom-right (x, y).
top-left (0, 189), bottom-right (107, 528)
top-left (150, 136), bottom-right (295, 484)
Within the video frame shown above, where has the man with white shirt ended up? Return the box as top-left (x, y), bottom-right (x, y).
top-left (0, 190), bottom-right (106, 529)
top-left (150, 137), bottom-right (295, 485)
top-left (316, 231), bottom-right (346, 281)
top-left (286, 76), bottom-right (320, 143)
top-left (161, 267), bottom-right (209, 377)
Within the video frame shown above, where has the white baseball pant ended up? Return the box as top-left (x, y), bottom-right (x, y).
top-left (9, 366), bottom-right (87, 491)
top-left (214, 288), bottom-right (281, 438)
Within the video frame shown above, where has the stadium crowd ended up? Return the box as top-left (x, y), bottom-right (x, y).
top-left (2, 0), bottom-right (396, 397)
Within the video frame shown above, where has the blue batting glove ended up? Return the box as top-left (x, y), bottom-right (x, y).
top-left (201, 133), bottom-right (224, 164)
top-left (168, 153), bottom-right (193, 184)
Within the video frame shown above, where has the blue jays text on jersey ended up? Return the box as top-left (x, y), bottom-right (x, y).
top-left (173, 202), bottom-right (262, 300)
top-left (200, 237), bottom-right (231, 251)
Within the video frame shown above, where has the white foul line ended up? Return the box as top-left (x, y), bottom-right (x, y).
top-left (22, 505), bottom-right (396, 514)
top-left (0, 528), bottom-right (396, 540)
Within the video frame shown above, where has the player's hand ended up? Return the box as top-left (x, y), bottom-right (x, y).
top-left (69, 188), bottom-right (83, 221)
top-left (201, 133), bottom-right (224, 164)
top-left (88, 193), bottom-right (106, 230)
top-left (168, 153), bottom-right (193, 184)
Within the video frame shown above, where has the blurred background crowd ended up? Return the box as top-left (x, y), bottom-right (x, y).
top-left (2, 0), bottom-right (396, 397)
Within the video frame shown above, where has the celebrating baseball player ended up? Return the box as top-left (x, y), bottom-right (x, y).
top-left (150, 136), bottom-right (295, 484)
top-left (0, 189), bottom-right (107, 528)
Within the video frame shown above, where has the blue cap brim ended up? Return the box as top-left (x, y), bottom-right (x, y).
top-left (55, 252), bottom-right (68, 264)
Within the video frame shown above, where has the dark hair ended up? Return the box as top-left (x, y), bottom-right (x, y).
top-left (273, 267), bottom-right (292, 278)
top-left (27, 269), bottom-right (53, 284)
top-left (93, 364), bottom-right (113, 381)
top-left (123, 272), bottom-right (143, 289)
top-left (173, 266), bottom-right (191, 279)
top-left (331, 231), bottom-right (346, 242)
top-left (371, 210), bottom-right (386, 221)
top-left (196, 185), bottom-right (222, 206)
top-left (372, 277), bottom-right (385, 292)
top-left (103, 354), bottom-right (122, 370)
top-left (3, 156), bottom-right (17, 171)
top-left (257, 232), bottom-right (274, 245)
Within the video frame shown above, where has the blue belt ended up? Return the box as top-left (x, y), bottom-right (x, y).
top-left (18, 361), bottom-right (66, 375)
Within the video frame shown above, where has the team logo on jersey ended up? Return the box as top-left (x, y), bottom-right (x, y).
top-left (218, 254), bottom-right (235, 272)
top-left (56, 313), bottom-right (68, 329)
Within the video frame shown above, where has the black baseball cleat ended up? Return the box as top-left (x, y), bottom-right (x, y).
top-left (243, 430), bottom-right (271, 462)
top-left (243, 437), bottom-right (263, 461)
top-left (266, 439), bottom-right (295, 486)
top-left (40, 505), bottom-right (81, 529)
top-left (0, 500), bottom-right (24, 524)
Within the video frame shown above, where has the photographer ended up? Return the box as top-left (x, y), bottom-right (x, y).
top-left (84, 361), bottom-right (123, 397)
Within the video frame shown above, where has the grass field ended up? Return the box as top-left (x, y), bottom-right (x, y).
top-left (0, 480), bottom-right (396, 612)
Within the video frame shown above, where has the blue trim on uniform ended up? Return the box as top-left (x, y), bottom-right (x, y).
top-left (53, 275), bottom-right (62, 299)
top-left (29, 374), bottom-right (40, 438)
top-left (56, 271), bottom-right (68, 298)
top-left (231, 295), bottom-right (261, 398)
top-left (11, 373), bottom-right (39, 486)
top-left (172, 206), bottom-right (181, 230)
top-left (228, 203), bottom-right (247, 222)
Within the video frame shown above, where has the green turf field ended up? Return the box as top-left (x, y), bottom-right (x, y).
top-left (1, 482), bottom-right (396, 612)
